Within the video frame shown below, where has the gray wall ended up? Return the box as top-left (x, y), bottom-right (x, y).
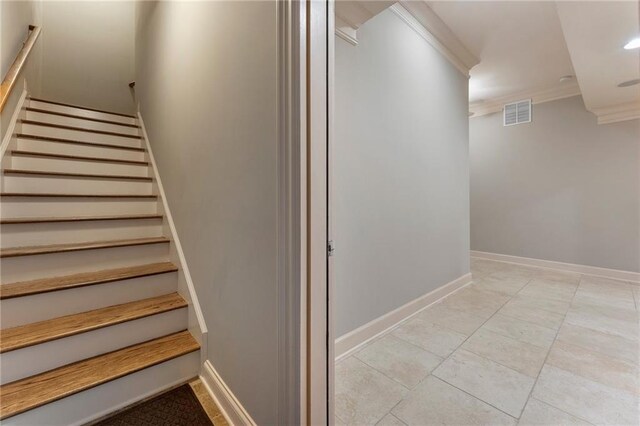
top-left (1, 0), bottom-right (135, 136)
top-left (1, 0), bottom-right (42, 140)
top-left (39, 1), bottom-right (135, 113)
top-left (1, 0), bottom-right (38, 78)
top-left (335, 10), bottom-right (471, 337)
top-left (134, 1), bottom-right (279, 424)
top-left (470, 95), bottom-right (640, 273)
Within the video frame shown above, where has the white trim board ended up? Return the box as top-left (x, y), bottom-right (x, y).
top-left (391, 2), bottom-right (479, 77)
top-left (335, 273), bottom-right (473, 361)
top-left (471, 251), bottom-right (640, 284)
top-left (136, 112), bottom-right (209, 362)
top-left (469, 83), bottom-right (582, 117)
top-left (335, 16), bottom-right (359, 46)
top-left (591, 101), bottom-right (640, 125)
top-left (334, 1), bottom-right (396, 46)
top-left (200, 361), bottom-right (257, 426)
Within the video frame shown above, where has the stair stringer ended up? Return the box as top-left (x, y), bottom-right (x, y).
top-left (0, 94), bottom-right (202, 425)
top-left (1, 88), bottom-right (29, 170)
top-left (136, 112), bottom-right (209, 365)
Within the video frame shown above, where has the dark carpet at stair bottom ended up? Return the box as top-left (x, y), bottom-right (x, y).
top-left (93, 384), bottom-right (213, 426)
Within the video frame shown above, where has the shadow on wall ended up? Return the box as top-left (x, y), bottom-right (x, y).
top-left (21, 0), bottom-right (135, 114)
top-left (470, 95), bottom-right (640, 273)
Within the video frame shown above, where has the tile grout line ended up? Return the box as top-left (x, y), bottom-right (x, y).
top-left (459, 345), bottom-right (543, 380)
top-left (367, 269), bottom-right (529, 423)
top-left (398, 270), bottom-right (536, 419)
top-left (529, 275), bottom-right (640, 425)
top-left (338, 276), bottom-right (479, 364)
top-left (385, 396), bottom-right (410, 424)
top-left (474, 277), bottom-right (567, 349)
top-left (338, 274), bottom-right (489, 423)
top-left (506, 295), bottom-right (574, 317)
top-left (353, 351), bottom-right (422, 392)
top-left (527, 397), bottom-right (597, 426)
top-left (631, 284), bottom-right (639, 311)
top-left (350, 274), bottom-right (487, 362)
top-left (387, 323), bottom-right (462, 360)
top-left (425, 272), bottom-right (536, 419)
top-left (350, 329), bottom-right (446, 422)
top-left (428, 266), bottom-right (582, 419)
top-left (387, 413), bottom-right (408, 426)
top-left (495, 310), bottom-right (560, 334)
top-left (425, 376), bottom-right (519, 421)
top-left (336, 262), bottom-right (623, 425)
top-left (515, 272), bottom-right (585, 422)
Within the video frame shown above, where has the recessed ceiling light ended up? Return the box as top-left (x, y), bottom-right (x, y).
top-left (559, 75), bottom-right (574, 83)
top-left (624, 37), bottom-right (640, 50)
top-left (618, 78), bottom-right (640, 87)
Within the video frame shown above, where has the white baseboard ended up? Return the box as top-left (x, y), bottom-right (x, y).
top-left (335, 272), bottom-right (473, 361)
top-left (200, 361), bottom-right (256, 426)
top-left (471, 250), bottom-right (640, 284)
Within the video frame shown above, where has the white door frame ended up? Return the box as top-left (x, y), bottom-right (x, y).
top-left (305, 0), bottom-right (333, 424)
top-left (327, 0), bottom-right (336, 422)
top-left (276, 0), bottom-right (305, 424)
top-left (279, 0), bottom-right (332, 424)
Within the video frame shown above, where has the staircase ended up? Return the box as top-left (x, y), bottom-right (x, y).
top-left (0, 98), bottom-right (202, 425)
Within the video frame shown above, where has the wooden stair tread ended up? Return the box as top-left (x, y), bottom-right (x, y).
top-left (0, 192), bottom-right (157, 198)
top-left (25, 107), bottom-right (140, 128)
top-left (0, 237), bottom-right (170, 258)
top-left (0, 331), bottom-right (199, 420)
top-left (20, 120), bottom-right (141, 139)
top-left (4, 169), bottom-right (153, 181)
top-left (0, 293), bottom-right (187, 353)
top-left (10, 150), bottom-right (149, 165)
top-left (16, 133), bottom-right (146, 152)
top-left (0, 262), bottom-right (178, 299)
top-left (1, 214), bottom-right (163, 224)
top-left (28, 97), bottom-right (137, 118)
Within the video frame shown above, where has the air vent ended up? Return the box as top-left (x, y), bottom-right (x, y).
top-left (504, 99), bottom-right (531, 126)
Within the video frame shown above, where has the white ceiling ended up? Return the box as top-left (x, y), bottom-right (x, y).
top-left (427, 1), bottom-right (576, 104)
top-left (555, 1), bottom-right (640, 117)
top-left (426, 0), bottom-right (640, 121)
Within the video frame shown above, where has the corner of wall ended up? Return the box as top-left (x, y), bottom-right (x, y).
top-left (335, 272), bottom-right (473, 360)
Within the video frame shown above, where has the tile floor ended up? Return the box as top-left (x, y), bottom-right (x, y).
top-left (335, 258), bottom-right (640, 425)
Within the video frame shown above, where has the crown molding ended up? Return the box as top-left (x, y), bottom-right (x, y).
top-left (335, 16), bottom-right (359, 46)
top-left (591, 101), bottom-right (640, 125)
top-left (335, 1), bottom-right (479, 77)
top-left (469, 82), bottom-right (582, 117)
top-left (335, 1), bottom-right (396, 45)
top-left (391, 1), bottom-right (479, 76)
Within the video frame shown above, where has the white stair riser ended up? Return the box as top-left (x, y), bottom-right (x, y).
top-left (16, 138), bottom-right (146, 162)
top-left (0, 272), bottom-right (178, 328)
top-left (0, 198), bottom-right (158, 217)
top-left (28, 100), bottom-right (137, 126)
top-left (10, 155), bottom-right (149, 176)
top-left (1, 308), bottom-right (188, 384)
top-left (0, 219), bottom-right (164, 248)
top-left (26, 111), bottom-right (140, 136)
top-left (2, 175), bottom-right (153, 195)
top-left (2, 351), bottom-right (199, 426)
top-left (1, 243), bottom-right (171, 283)
top-left (21, 123), bottom-right (143, 149)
